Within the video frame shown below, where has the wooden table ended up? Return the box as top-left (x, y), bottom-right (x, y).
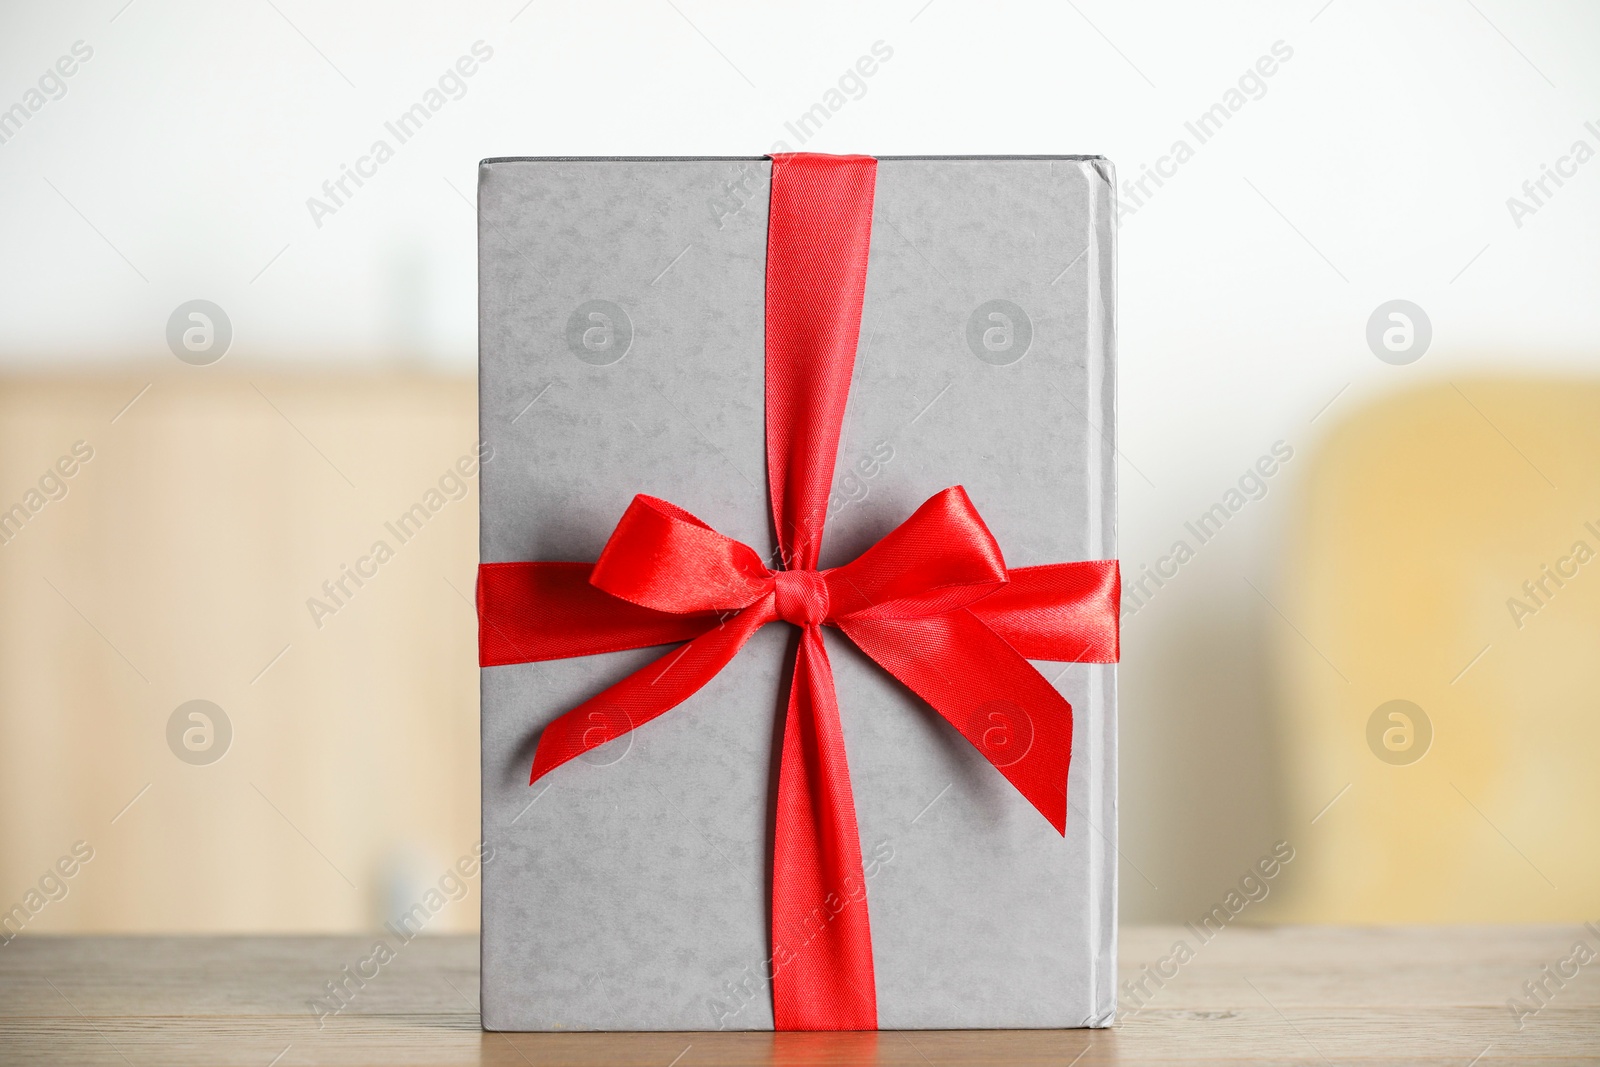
top-left (1, 927), bottom-right (1595, 1065)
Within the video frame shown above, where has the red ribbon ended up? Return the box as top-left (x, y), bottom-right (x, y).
top-left (477, 153), bottom-right (1120, 1031)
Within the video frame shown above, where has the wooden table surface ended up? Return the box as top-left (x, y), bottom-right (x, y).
top-left (1, 927), bottom-right (1596, 1065)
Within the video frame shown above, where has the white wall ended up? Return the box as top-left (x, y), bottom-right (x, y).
top-left (3, 0), bottom-right (1598, 921)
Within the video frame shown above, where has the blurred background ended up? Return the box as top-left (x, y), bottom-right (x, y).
top-left (2, 0), bottom-right (1597, 938)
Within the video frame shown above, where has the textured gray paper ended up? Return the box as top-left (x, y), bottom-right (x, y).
top-left (478, 156), bottom-right (1117, 1031)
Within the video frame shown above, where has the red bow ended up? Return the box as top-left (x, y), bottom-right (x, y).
top-left (477, 153), bottom-right (1120, 1031)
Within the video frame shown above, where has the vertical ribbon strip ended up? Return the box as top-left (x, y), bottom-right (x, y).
top-left (764, 153), bottom-right (880, 1030)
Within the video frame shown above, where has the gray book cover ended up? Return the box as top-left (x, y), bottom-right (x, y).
top-left (478, 155), bottom-right (1117, 1030)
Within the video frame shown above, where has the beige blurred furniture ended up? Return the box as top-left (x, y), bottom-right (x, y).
top-left (0, 371), bottom-right (481, 934)
top-left (3, 927), bottom-right (1594, 1062)
top-left (1274, 379), bottom-right (1600, 921)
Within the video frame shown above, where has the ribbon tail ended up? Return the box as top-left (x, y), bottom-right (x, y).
top-left (771, 626), bottom-right (877, 1031)
top-left (838, 610), bottom-right (1074, 834)
top-left (528, 600), bottom-right (770, 784)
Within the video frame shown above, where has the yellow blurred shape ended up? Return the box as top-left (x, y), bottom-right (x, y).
top-left (1275, 379), bottom-right (1600, 921)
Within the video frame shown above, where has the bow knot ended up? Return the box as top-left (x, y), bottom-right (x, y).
top-left (773, 569), bottom-right (830, 627)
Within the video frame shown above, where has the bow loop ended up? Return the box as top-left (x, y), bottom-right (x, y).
top-left (825, 486), bottom-right (1009, 620)
top-left (590, 495), bottom-right (772, 615)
